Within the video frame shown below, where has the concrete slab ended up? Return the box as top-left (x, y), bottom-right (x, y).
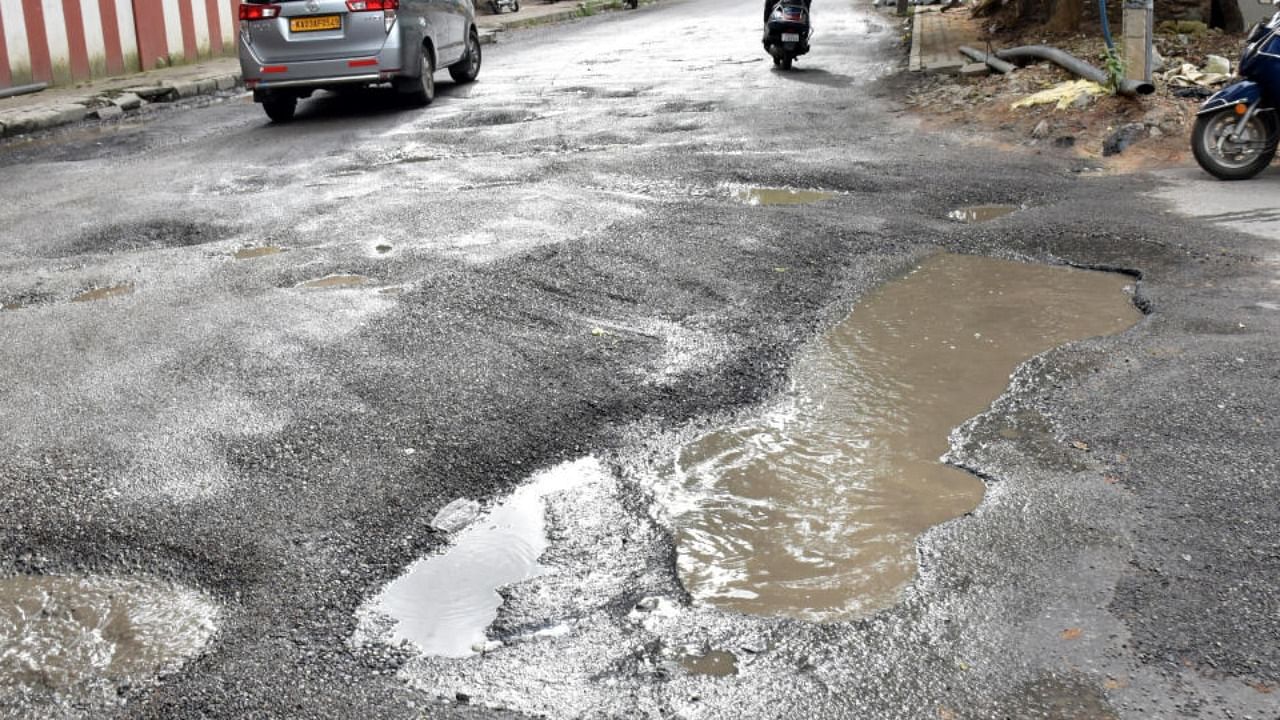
top-left (910, 7), bottom-right (980, 75)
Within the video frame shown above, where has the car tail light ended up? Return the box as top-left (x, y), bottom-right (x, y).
top-left (346, 0), bottom-right (397, 10)
top-left (346, 0), bottom-right (397, 32)
top-left (239, 3), bottom-right (281, 20)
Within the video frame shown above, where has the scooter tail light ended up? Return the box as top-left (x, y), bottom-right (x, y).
top-left (239, 3), bottom-right (281, 20)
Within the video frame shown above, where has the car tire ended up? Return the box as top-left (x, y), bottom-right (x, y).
top-left (397, 45), bottom-right (435, 107)
top-left (448, 28), bottom-right (482, 84)
top-left (512, 0), bottom-right (520, 10)
top-left (262, 94), bottom-right (297, 123)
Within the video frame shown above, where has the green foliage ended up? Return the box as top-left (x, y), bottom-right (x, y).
top-left (1102, 47), bottom-right (1125, 93)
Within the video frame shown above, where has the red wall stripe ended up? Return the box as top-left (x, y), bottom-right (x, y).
top-left (61, 0), bottom-right (93, 80)
top-left (97, 0), bottom-right (126, 74)
top-left (133, 0), bottom-right (169, 70)
top-left (204, 0), bottom-right (221, 54)
top-left (20, 0), bottom-right (52, 82)
top-left (177, 0), bottom-right (197, 60)
top-left (0, 3), bottom-right (12, 87)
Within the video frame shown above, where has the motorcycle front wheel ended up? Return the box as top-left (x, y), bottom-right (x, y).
top-left (1191, 108), bottom-right (1278, 181)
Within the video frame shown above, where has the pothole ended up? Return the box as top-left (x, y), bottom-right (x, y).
top-left (678, 648), bottom-right (739, 677)
top-left (234, 246), bottom-right (283, 260)
top-left (359, 458), bottom-right (602, 658)
top-left (71, 284), bottom-right (134, 302)
top-left (295, 274), bottom-right (368, 289)
top-left (0, 575), bottom-right (219, 711)
top-left (663, 253), bottom-right (1141, 621)
top-left (947, 204), bottom-right (1020, 223)
top-left (375, 244), bottom-right (393, 254)
top-left (734, 187), bottom-right (835, 206)
top-left (61, 220), bottom-right (230, 257)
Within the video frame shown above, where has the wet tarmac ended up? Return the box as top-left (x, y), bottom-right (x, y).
top-left (1, 0), bottom-right (1277, 717)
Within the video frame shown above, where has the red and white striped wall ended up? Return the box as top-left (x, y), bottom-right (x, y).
top-left (0, 0), bottom-right (239, 89)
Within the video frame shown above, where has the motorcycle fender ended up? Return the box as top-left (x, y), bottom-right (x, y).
top-left (1198, 81), bottom-right (1262, 115)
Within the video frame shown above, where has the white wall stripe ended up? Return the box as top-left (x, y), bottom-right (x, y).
top-left (221, 0), bottom-right (235, 45)
top-left (80, 0), bottom-right (107, 69)
top-left (161, 0), bottom-right (184, 58)
top-left (115, 0), bottom-right (137, 67)
top-left (1, 0), bottom-right (32, 79)
top-left (41, 0), bottom-right (70, 76)
top-left (191, 0), bottom-right (209, 54)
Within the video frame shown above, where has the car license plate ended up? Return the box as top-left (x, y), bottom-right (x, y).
top-left (781, 32), bottom-right (800, 42)
top-left (290, 15), bottom-right (341, 32)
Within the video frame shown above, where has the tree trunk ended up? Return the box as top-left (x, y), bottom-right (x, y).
top-left (1045, 0), bottom-right (1086, 33)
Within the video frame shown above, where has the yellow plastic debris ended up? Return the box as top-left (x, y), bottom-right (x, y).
top-left (1011, 79), bottom-right (1108, 111)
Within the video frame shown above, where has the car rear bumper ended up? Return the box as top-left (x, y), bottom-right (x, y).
top-left (239, 31), bottom-right (403, 91)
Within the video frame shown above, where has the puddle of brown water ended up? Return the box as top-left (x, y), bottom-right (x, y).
top-left (2, 301), bottom-right (22, 311)
top-left (948, 205), bottom-right (1019, 223)
top-left (367, 459), bottom-right (601, 657)
top-left (0, 575), bottom-right (218, 704)
top-left (296, 274), bottom-right (367, 289)
top-left (679, 649), bottom-right (739, 677)
top-left (71, 284), bottom-right (133, 303)
top-left (736, 188), bottom-right (835, 206)
top-left (234, 246), bottom-right (283, 260)
top-left (672, 253), bottom-right (1140, 621)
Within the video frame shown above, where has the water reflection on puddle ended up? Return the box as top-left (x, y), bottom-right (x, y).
top-left (735, 187), bottom-right (835, 206)
top-left (366, 458), bottom-right (602, 657)
top-left (0, 575), bottom-right (218, 706)
top-left (948, 204), bottom-right (1019, 223)
top-left (668, 254), bottom-right (1140, 621)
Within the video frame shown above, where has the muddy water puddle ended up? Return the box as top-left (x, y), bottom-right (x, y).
top-left (668, 253), bottom-right (1140, 621)
top-left (948, 204), bottom-right (1020, 223)
top-left (234, 245), bottom-right (283, 260)
top-left (296, 274), bottom-right (368, 289)
top-left (0, 575), bottom-right (218, 706)
top-left (679, 649), bottom-right (738, 677)
top-left (735, 187), bottom-right (835, 206)
top-left (71, 284), bottom-right (133, 302)
top-left (364, 459), bottom-right (602, 657)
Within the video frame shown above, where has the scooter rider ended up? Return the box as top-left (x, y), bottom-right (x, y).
top-left (764, 0), bottom-right (810, 25)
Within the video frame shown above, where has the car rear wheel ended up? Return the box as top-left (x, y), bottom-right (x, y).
top-left (262, 94), bottom-right (297, 123)
top-left (449, 28), bottom-right (482, 84)
top-left (397, 45), bottom-right (435, 107)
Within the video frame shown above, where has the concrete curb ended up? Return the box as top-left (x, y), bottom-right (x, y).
top-left (0, 71), bottom-right (243, 139)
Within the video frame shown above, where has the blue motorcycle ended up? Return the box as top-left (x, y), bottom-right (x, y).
top-left (1192, 12), bottom-right (1280, 179)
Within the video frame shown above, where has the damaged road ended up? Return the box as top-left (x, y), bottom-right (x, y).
top-left (1, 0), bottom-right (1277, 718)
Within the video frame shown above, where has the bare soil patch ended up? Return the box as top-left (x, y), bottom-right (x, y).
top-left (903, 16), bottom-right (1244, 172)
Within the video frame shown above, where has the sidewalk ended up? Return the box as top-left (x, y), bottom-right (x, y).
top-left (0, 0), bottom-right (638, 140)
top-left (908, 6), bottom-right (978, 75)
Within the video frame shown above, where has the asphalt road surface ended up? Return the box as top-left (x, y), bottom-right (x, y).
top-left (1, 0), bottom-right (1278, 718)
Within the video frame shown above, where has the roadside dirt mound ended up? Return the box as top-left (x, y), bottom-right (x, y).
top-left (904, 17), bottom-right (1243, 172)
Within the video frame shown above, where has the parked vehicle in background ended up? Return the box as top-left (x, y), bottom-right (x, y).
top-left (238, 0), bottom-right (482, 123)
top-left (489, 0), bottom-right (520, 14)
top-left (1191, 8), bottom-right (1280, 180)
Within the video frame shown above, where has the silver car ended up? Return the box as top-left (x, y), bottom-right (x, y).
top-left (238, 0), bottom-right (481, 122)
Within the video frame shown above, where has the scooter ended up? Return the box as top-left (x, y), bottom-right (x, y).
top-left (763, 0), bottom-right (812, 70)
top-left (1191, 10), bottom-right (1280, 180)
top-left (489, 0), bottom-right (519, 14)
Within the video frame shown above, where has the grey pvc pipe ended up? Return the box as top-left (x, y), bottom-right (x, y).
top-left (995, 45), bottom-right (1155, 96)
top-left (958, 45), bottom-right (1016, 74)
top-left (0, 82), bottom-right (48, 99)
